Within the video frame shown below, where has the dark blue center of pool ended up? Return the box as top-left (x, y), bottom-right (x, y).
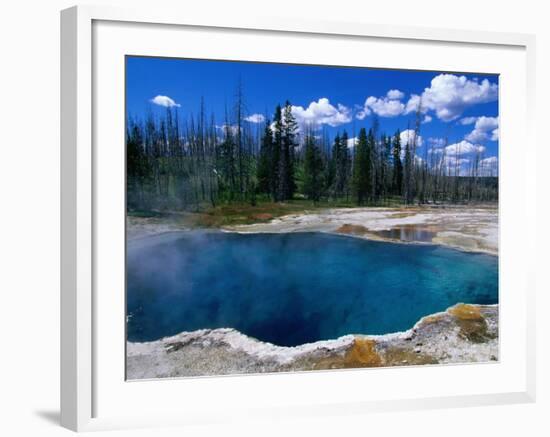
top-left (127, 231), bottom-right (498, 346)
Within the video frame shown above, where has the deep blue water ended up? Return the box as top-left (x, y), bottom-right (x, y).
top-left (126, 231), bottom-right (498, 346)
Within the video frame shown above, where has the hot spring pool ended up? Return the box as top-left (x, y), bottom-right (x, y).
top-left (126, 231), bottom-right (498, 346)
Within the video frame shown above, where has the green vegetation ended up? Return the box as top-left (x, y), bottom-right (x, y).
top-left (128, 198), bottom-right (367, 228)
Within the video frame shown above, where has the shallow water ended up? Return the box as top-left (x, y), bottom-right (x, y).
top-left (127, 231), bottom-right (498, 346)
top-left (374, 226), bottom-right (436, 242)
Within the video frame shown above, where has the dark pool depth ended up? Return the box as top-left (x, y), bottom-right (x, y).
top-left (126, 231), bottom-right (498, 346)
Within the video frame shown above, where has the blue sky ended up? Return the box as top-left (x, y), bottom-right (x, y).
top-left (126, 56), bottom-right (499, 172)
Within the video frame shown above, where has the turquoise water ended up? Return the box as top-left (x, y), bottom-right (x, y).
top-left (126, 231), bottom-right (498, 346)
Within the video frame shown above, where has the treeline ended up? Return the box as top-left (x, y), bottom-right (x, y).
top-left (127, 93), bottom-right (497, 212)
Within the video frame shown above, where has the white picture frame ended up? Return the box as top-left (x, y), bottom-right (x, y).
top-left (60, 4), bottom-right (536, 432)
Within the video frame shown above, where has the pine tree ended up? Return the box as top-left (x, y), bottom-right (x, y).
top-left (366, 128), bottom-right (376, 201)
top-left (403, 130), bottom-right (413, 204)
top-left (303, 134), bottom-right (324, 202)
top-left (332, 131), bottom-right (350, 198)
top-left (352, 128), bottom-right (371, 205)
top-left (234, 81), bottom-right (245, 197)
top-left (217, 123), bottom-right (237, 199)
top-left (257, 121), bottom-right (273, 195)
top-left (392, 129), bottom-right (403, 195)
top-left (272, 105), bottom-right (283, 201)
top-left (279, 101), bottom-right (298, 200)
top-left (327, 134), bottom-right (339, 195)
top-left (381, 133), bottom-right (392, 201)
top-left (126, 120), bottom-right (150, 210)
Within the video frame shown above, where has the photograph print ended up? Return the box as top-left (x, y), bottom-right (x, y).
top-left (125, 57), bottom-right (499, 380)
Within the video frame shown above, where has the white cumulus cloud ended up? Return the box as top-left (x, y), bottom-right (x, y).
top-left (291, 98), bottom-right (352, 127)
top-left (358, 93), bottom-right (406, 118)
top-left (387, 89), bottom-right (405, 100)
top-left (459, 116), bottom-right (478, 125)
top-left (150, 95), bottom-right (181, 108)
top-left (356, 107), bottom-right (370, 120)
top-left (400, 129), bottom-right (423, 148)
top-left (245, 113), bottom-right (265, 123)
top-left (404, 94), bottom-right (425, 114)
top-left (405, 74), bottom-right (498, 122)
top-left (464, 116), bottom-right (499, 143)
top-left (445, 140), bottom-right (485, 156)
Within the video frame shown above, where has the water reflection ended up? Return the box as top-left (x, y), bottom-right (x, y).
top-left (375, 226), bottom-right (436, 242)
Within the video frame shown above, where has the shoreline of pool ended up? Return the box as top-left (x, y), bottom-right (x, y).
top-left (127, 205), bottom-right (498, 256)
top-left (126, 303), bottom-right (499, 380)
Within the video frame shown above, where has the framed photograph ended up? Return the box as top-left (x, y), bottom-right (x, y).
top-left (61, 5), bottom-right (536, 431)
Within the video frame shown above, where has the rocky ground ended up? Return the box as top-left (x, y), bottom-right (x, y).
top-left (127, 303), bottom-right (498, 379)
top-left (128, 205), bottom-right (498, 256)
top-left (225, 205), bottom-right (498, 255)
top-left (126, 215), bottom-right (190, 240)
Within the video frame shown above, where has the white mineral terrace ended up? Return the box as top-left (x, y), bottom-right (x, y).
top-left (224, 206), bottom-right (498, 255)
top-left (127, 303), bottom-right (499, 379)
